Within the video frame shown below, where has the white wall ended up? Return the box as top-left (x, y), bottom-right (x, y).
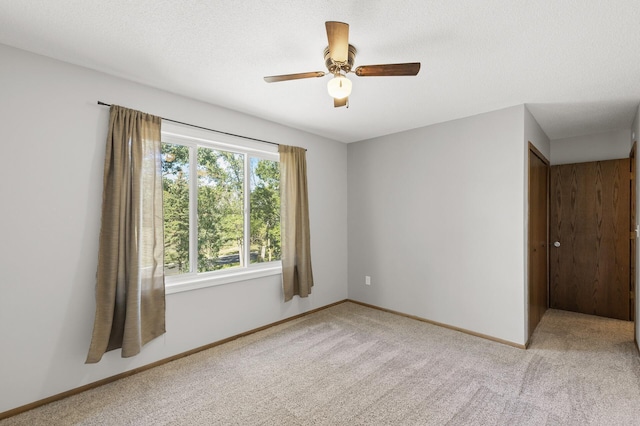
top-left (525, 107), bottom-right (551, 161)
top-left (347, 105), bottom-right (528, 345)
top-left (0, 44), bottom-right (348, 414)
top-left (551, 129), bottom-right (631, 165)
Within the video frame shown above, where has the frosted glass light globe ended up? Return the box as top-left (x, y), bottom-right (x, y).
top-left (327, 75), bottom-right (352, 99)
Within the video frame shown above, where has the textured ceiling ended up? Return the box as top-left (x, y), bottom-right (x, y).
top-left (1, 0), bottom-right (639, 143)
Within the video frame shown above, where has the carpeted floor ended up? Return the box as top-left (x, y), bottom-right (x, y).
top-left (2, 302), bottom-right (639, 425)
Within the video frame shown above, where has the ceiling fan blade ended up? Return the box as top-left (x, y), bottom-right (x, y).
top-left (264, 71), bottom-right (325, 83)
top-left (334, 96), bottom-right (348, 108)
top-left (354, 63), bottom-right (421, 77)
top-left (325, 21), bottom-right (349, 63)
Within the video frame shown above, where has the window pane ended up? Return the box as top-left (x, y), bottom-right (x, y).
top-left (197, 147), bottom-right (244, 272)
top-left (250, 157), bottom-right (281, 264)
top-left (162, 143), bottom-right (190, 276)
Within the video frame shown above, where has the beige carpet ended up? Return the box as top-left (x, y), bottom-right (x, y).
top-left (2, 302), bottom-right (639, 425)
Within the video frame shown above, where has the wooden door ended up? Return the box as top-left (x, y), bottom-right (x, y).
top-left (630, 143), bottom-right (636, 323)
top-left (550, 159), bottom-right (630, 320)
top-left (528, 144), bottom-right (549, 338)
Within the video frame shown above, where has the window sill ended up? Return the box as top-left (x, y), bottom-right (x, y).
top-left (165, 263), bottom-right (282, 295)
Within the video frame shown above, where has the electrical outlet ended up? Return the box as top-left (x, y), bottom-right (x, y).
top-left (365, 276), bottom-right (371, 285)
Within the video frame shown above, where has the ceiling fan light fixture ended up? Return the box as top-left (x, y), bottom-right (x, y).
top-left (327, 74), bottom-right (352, 99)
top-left (263, 22), bottom-right (420, 108)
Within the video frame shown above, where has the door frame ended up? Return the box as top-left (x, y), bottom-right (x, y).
top-left (631, 142), bottom-right (637, 344)
top-left (527, 142), bottom-right (550, 342)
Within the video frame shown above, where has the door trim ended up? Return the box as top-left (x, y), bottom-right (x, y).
top-left (527, 142), bottom-right (550, 342)
top-left (631, 142), bottom-right (637, 346)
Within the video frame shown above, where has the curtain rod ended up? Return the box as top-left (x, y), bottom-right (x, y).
top-left (97, 101), bottom-right (285, 148)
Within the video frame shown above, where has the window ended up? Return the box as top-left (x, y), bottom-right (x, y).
top-left (161, 124), bottom-right (281, 291)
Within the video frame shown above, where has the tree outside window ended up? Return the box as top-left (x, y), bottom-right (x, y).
top-left (162, 141), bottom-right (280, 277)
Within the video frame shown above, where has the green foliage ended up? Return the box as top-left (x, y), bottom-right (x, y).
top-left (162, 143), bottom-right (189, 175)
top-left (162, 142), bottom-right (281, 275)
top-left (162, 144), bottom-right (190, 274)
top-left (197, 148), bottom-right (244, 272)
top-left (250, 159), bottom-right (281, 263)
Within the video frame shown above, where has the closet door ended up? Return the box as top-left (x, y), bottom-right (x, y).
top-left (550, 159), bottom-right (630, 320)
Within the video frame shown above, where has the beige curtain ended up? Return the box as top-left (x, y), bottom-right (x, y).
top-left (278, 145), bottom-right (314, 301)
top-left (86, 105), bottom-right (166, 363)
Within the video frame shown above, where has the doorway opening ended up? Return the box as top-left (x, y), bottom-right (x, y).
top-left (528, 142), bottom-right (637, 343)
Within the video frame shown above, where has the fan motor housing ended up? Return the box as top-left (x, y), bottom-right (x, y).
top-left (324, 44), bottom-right (357, 74)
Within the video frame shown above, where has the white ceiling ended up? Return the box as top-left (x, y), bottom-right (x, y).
top-left (1, 0), bottom-right (639, 143)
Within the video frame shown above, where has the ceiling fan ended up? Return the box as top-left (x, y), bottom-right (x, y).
top-left (264, 21), bottom-right (421, 108)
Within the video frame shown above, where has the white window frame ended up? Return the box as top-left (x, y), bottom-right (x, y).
top-left (161, 121), bottom-right (282, 294)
